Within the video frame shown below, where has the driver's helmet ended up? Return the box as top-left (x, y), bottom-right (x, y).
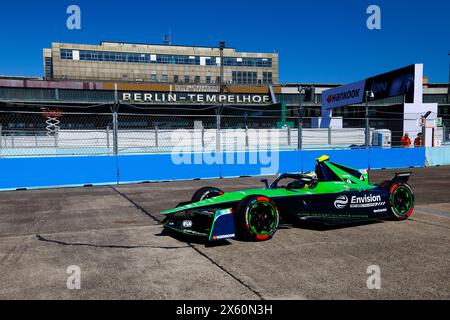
top-left (303, 171), bottom-right (317, 179)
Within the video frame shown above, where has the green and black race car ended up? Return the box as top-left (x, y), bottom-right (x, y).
top-left (162, 155), bottom-right (414, 242)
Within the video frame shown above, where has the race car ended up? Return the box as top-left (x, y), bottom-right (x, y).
top-left (162, 155), bottom-right (414, 242)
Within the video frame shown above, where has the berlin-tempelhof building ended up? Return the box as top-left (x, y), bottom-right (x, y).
top-left (0, 41), bottom-right (448, 147)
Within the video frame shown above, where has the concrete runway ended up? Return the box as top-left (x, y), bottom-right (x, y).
top-left (0, 166), bottom-right (449, 299)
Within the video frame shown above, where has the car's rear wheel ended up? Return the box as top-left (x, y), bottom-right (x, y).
top-left (388, 183), bottom-right (414, 220)
top-left (235, 195), bottom-right (279, 241)
top-left (191, 187), bottom-right (224, 202)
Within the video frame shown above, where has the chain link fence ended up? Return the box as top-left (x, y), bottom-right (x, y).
top-left (443, 125), bottom-right (450, 145)
top-left (0, 110), bottom-right (444, 157)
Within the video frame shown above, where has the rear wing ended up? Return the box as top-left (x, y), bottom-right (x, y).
top-left (391, 172), bottom-right (412, 184)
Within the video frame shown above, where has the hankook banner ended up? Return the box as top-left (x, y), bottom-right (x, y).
top-left (323, 64), bottom-right (416, 109)
top-left (322, 80), bottom-right (365, 110)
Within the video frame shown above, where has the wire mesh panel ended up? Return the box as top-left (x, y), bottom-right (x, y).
top-left (0, 110), bottom-right (113, 157)
top-left (0, 109), bottom-right (443, 158)
top-left (117, 113), bottom-right (217, 154)
top-left (220, 115), bottom-right (290, 151)
top-left (443, 126), bottom-right (450, 145)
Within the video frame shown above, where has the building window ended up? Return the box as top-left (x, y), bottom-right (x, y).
top-left (59, 48), bottom-right (272, 68)
top-left (194, 76), bottom-right (200, 84)
top-left (162, 74), bottom-right (168, 82)
top-left (216, 76), bottom-right (221, 84)
top-left (232, 71), bottom-right (258, 85)
top-left (174, 75), bottom-right (179, 83)
top-left (206, 76), bottom-right (211, 84)
top-left (223, 57), bottom-right (272, 67)
top-left (60, 49), bottom-right (73, 60)
top-left (184, 75), bottom-right (190, 83)
top-left (44, 57), bottom-right (53, 80)
top-left (263, 72), bottom-right (273, 84)
top-left (151, 74), bottom-right (157, 82)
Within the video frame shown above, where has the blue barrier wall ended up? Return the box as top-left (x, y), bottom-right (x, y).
top-left (117, 153), bottom-right (221, 184)
top-left (0, 148), bottom-right (427, 191)
top-left (426, 146), bottom-right (450, 166)
top-left (0, 155), bottom-right (117, 190)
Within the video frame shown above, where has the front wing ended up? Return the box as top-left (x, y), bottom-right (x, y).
top-left (163, 208), bottom-right (236, 241)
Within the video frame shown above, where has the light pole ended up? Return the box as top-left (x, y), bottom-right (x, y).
top-left (219, 41), bottom-right (225, 94)
top-left (298, 86), bottom-right (304, 150)
top-left (216, 41), bottom-right (226, 152)
top-left (447, 53), bottom-right (449, 103)
top-left (365, 90), bottom-right (374, 148)
top-left (297, 86), bottom-right (315, 150)
top-left (297, 86), bottom-right (312, 150)
top-left (421, 111), bottom-right (432, 147)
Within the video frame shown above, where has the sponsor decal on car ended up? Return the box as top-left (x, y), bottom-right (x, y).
top-left (350, 194), bottom-right (385, 208)
top-left (212, 234), bottom-right (235, 240)
top-left (334, 194), bottom-right (385, 209)
top-left (334, 195), bottom-right (349, 209)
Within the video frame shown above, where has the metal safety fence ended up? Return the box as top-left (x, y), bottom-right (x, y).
top-left (0, 110), bottom-right (444, 158)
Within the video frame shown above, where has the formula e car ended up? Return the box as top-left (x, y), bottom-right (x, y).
top-left (162, 155), bottom-right (414, 242)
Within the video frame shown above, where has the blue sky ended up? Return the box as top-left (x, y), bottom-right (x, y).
top-left (0, 0), bottom-right (449, 83)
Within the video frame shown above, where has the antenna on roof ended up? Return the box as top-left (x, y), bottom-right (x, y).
top-left (163, 30), bottom-right (172, 45)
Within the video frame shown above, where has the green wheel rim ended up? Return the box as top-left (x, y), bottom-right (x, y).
top-left (247, 201), bottom-right (277, 235)
top-left (391, 185), bottom-right (413, 217)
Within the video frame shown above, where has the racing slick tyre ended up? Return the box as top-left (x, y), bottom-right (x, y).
top-left (191, 187), bottom-right (224, 202)
top-left (235, 195), bottom-right (280, 241)
top-left (388, 183), bottom-right (414, 221)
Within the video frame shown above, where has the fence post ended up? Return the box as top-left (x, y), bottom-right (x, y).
top-left (443, 124), bottom-right (447, 143)
top-left (155, 126), bottom-right (159, 149)
top-left (364, 92), bottom-right (370, 148)
top-left (106, 126), bottom-right (110, 151)
top-left (216, 106), bottom-right (222, 153)
top-left (112, 103), bottom-right (119, 156)
top-left (54, 128), bottom-right (58, 148)
top-left (287, 126), bottom-right (291, 147)
top-left (297, 86), bottom-right (305, 150)
top-left (201, 125), bottom-right (205, 149)
top-left (328, 126), bottom-right (332, 145)
top-left (245, 125), bottom-right (249, 148)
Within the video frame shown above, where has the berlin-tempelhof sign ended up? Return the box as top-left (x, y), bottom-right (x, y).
top-left (122, 92), bottom-right (271, 104)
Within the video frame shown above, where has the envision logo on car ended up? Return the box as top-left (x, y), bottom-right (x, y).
top-left (351, 194), bottom-right (381, 204)
top-left (350, 194), bottom-right (385, 208)
top-left (334, 195), bottom-right (349, 209)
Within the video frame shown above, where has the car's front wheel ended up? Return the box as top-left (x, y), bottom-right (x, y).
top-left (191, 186), bottom-right (224, 202)
top-left (235, 195), bottom-right (279, 241)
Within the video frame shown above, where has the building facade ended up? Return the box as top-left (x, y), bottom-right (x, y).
top-left (43, 42), bottom-right (279, 85)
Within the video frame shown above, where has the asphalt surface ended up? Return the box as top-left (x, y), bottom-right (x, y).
top-left (0, 166), bottom-right (449, 300)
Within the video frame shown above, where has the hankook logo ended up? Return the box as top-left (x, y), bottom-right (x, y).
top-left (327, 89), bottom-right (361, 104)
top-left (334, 195), bottom-right (349, 209)
top-left (327, 95), bottom-right (333, 104)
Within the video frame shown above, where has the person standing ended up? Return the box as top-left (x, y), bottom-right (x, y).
top-left (400, 133), bottom-right (411, 148)
top-left (414, 132), bottom-right (422, 147)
